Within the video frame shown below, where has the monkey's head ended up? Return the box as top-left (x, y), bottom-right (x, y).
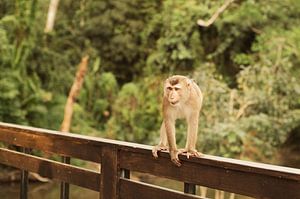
top-left (164, 75), bottom-right (191, 106)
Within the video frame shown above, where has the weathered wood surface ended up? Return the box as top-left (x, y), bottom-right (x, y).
top-left (100, 146), bottom-right (118, 199)
top-left (0, 122), bottom-right (101, 162)
top-left (119, 150), bottom-right (300, 199)
top-left (0, 122), bottom-right (300, 199)
top-left (119, 178), bottom-right (205, 199)
top-left (20, 147), bottom-right (29, 199)
top-left (0, 148), bottom-right (100, 191)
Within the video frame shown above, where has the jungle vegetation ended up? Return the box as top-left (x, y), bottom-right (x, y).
top-left (0, 0), bottom-right (300, 166)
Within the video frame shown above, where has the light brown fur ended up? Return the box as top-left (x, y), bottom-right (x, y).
top-left (152, 75), bottom-right (203, 166)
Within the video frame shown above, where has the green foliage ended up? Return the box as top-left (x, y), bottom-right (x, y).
top-left (75, 0), bottom-right (160, 81)
top-left (0, 0), bottom-right (48, 126)
top-left (0, 0), bottom-right (299, 165)
top-left (107, 76), bottom-right (162, 144)
top-left (144, 0), bottom-right (205, 73)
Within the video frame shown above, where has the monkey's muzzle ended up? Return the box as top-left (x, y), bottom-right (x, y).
top-left (170, 101), bottom-right (179, 106)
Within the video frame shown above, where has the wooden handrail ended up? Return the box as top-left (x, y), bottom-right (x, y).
top-left (0, 148), bottom-right (100, 191)
top-left (0, 122), bottom-right (299, 199)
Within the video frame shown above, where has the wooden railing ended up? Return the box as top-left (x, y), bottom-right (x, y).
top-left (0, 122), bottom-right (299, 199)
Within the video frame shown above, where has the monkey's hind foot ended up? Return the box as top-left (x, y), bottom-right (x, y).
top-left (178, 149), bottom-right (203, 159)
top-left (152, 145), bottom-right (168, 158)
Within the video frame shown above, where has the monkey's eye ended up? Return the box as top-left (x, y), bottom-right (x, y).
top-left (167, 87), bottom-right (172, 91)
top-left (174, 87), bottom-right (180, 91)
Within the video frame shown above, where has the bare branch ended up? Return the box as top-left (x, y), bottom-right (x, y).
top-left (61, 55), bottom-right (89, 132)
top-left (235, 101), bottom-right (255, 120)
top-left (274, 38), bottom-right (285, 68)
top-left (251, 27), bottom-right (263, 34)
top-left (44, 0), bottom-right (60, 33)
top-left (228, 90), bottom-right (236, 115)
top-left (197, 0), bottom-right (234, 27)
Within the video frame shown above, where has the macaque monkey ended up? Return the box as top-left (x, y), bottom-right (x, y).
top-left (152, 75), bottom-right (203, 167)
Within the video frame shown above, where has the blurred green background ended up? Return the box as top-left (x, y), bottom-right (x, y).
top-left (0, 0), bottom-right (299, 167)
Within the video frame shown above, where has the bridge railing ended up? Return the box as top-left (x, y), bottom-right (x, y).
top-left (0, 122), bottom-right (299, 199)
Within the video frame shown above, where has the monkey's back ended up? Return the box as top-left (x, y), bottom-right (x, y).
top-left (190, 81), bottom-right (203, 110)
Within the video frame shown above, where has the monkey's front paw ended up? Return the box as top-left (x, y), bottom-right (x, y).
top-left (152, 145), bottom-right (168, 158)
top-left (152, 146), bottom-right (159, 158)
top-left (178, 149), bottom-right (203, 159)
top-left (170, 150), bottom-right (181, 167)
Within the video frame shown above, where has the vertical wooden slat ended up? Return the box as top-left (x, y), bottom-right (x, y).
top-left (184, 183), bottom-right (196, 195)
top-left (60, 156), bottom-right (71, 199)
top-left (20, 169), bottom-right (28, 199)
top-left (121, 169), bottom-right (130, 179)
top-left (100, 146), bottom-right (118, 199)
top-left (20, 147), bottom-right (29, 199)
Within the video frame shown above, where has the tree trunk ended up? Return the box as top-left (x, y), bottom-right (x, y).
top-left (44, 0), bottom-right (60, 33)
top-left (60, 55), bottom-right (89, 132)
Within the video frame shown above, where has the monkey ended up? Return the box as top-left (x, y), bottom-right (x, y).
top-left (152, 75), bottom-right (203, 167)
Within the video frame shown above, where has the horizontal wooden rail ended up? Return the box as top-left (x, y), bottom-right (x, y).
top-left (0, 122), bottom-right (300, 199)
top-left (0, 148), bottom-right (100, 191)
top-left (119, 178), bottom-right (205, 199)
top-left (119, 150), bottom-right (300, 198)
top-left (0, 123), bottom-right (102, 162)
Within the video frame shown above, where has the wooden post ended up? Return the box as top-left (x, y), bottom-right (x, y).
top-left (100, 146), bottom-right (118, 199)
top-left (20, 147), bottom-right (29, 199)
top-left (184, 182), bottom-right (196, 194)
top-left (121, 169), bottom-right (130, 179)
top-left (20, 169), bottom-right (28, 199)
top-left (60, 157), bottom-right (70, 199)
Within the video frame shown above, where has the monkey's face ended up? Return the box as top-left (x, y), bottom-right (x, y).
top-left (164, 78), bottom-right (190, 106)
top-left (165, 84), bottom-right (181, 106)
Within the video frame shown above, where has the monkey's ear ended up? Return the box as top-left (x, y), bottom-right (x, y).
top-left (186, 79), bottom-right (192, 87)
top-left (164, 78), bottom-right (169, 85)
